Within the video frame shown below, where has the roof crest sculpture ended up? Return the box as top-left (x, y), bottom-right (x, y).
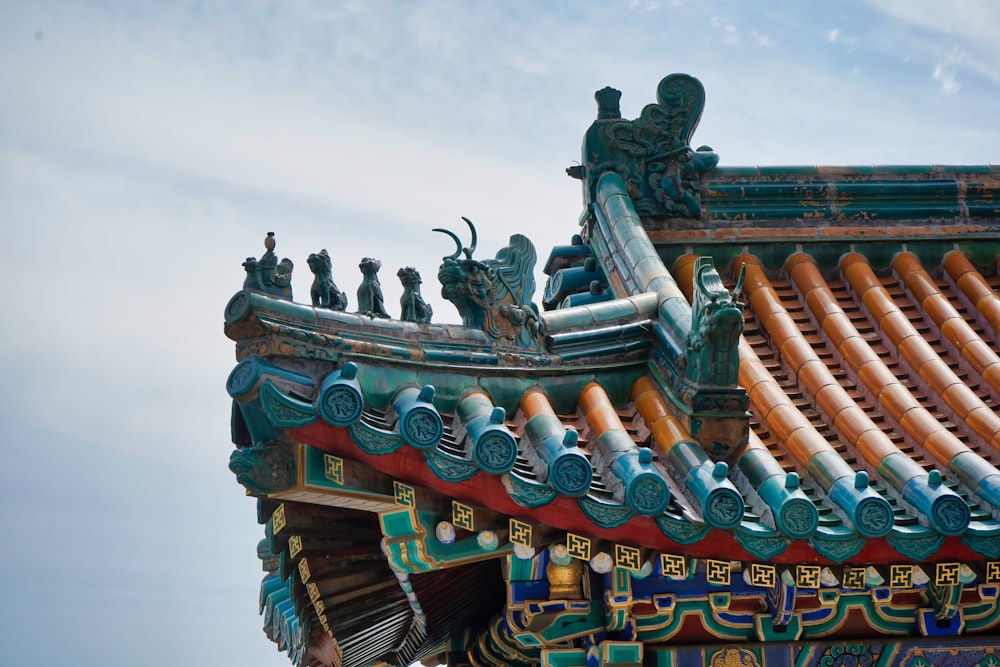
top-left (576, 74), bottom-right (720, 218)
top-left (221, 73), bottom-right (1000, 667)
top-left (436, 217), bottom-right (545, 349)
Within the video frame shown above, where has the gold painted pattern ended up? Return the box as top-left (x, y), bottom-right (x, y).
top-left (393, 481), bottom-right (416, 508)
top-left (709, 645), bottom-right (761, 667)
top-left (988, 561), bottom-right (1000, 584)
top-left (706, 559), bottom-right (731, 586)
top-left (452, 500), bottom-right (475, 531)
top-left (323, 454), bottom-right (344, 485)
top-left (288, 535), bottom-right (302, 558)
top-left (890, 564), bottom-right (913, 588)
top-left (307, 582), bottom-right (321, 602)
top-left (797, 565), bottom-right (821, 588)
top-left (566, 533), bottom-right (592, 561)
top-left (615, 567), bottom-right (630, 592)
top-left (661, 553), bottom-right (687, 579)
top-left (749, 563), bottom-right (775, 588)
top-left (509, 518), bottom-right (532, 546)
top-left (615, 544), bottom-right (642, 571)
top-left (842, 566), bottom-right (866, 589)
top-left (936, 561), bottom-right (961, 586)
top-left (298, 558), bottom-right (311, 583)
top-left (271, 503), bottom-right (286, 534)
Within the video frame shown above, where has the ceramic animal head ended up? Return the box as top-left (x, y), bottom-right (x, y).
top-left (359, 257), bottom-right (382, 275)
top-left (307, 249), bottom-right (332, 274)
top-left (228, 441), bottom-right (295, 495)
top-left (397, 266), bottom-right (422, 288)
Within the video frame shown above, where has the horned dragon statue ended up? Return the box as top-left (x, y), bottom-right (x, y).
top-left (435, 217), bottom-right (544, 349)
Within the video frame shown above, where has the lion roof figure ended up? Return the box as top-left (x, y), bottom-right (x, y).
top-left (307, 248), bottom-right (348, 311)
top-left (357, 257), bottom-right (391, 319)
top-left (397, 266), bottom-right (433, 324)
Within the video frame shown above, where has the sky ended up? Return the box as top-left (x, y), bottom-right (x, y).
top-left (0, 1), bottom-right (998, 665)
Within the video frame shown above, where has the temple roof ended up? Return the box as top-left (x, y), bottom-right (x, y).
top-left (226, 175), bottom-right (1000, 565)
top-left (223, 73), bottom-right (1000, 667)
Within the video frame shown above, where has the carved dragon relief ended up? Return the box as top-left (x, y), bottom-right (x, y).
top-left (585, 74), bottom-right (719, 217)
top-left (435, 217), bottom-right (544, 349)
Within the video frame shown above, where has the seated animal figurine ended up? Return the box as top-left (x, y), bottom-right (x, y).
top-left (357, 257), bottom-right (391, 319)
top-left (242, 256), bottom-right (260, 289)
top-left (272, 258), bottom-right (294, 300)
top-left (307, 249), bottom-right (348, 311)
top-left (398, 267), bottom-right (432, 323)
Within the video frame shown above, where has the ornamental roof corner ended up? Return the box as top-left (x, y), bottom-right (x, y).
top-left (222, 73), bottom-right (1000, 667)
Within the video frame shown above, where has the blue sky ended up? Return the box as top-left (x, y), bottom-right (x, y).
top-left (1, 1), bottom-right (998, 665)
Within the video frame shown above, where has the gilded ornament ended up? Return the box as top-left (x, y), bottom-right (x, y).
top-left (708, 645), bottom-right (761, 667)
top-left (546, 550), bottom-right (584, 599)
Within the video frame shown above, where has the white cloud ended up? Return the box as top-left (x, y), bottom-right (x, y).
top-left (707, 18), bottom-right (741, 45)
top-left (867, 0), bottom-right (1000, 84)
top-left (868, 0), bottom-right (1000, 44)
top-left (931, 46), bottom-right (968, 95)
top-left (825, 27), bottom-right (858, 52)
top-left (932, 62), bottom-right (960, 94)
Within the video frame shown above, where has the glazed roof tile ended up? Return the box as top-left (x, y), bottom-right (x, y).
top-left (223, 73), bottom-right (1000, 666)
top-left (226, 234), bottom-right (1000, 560)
